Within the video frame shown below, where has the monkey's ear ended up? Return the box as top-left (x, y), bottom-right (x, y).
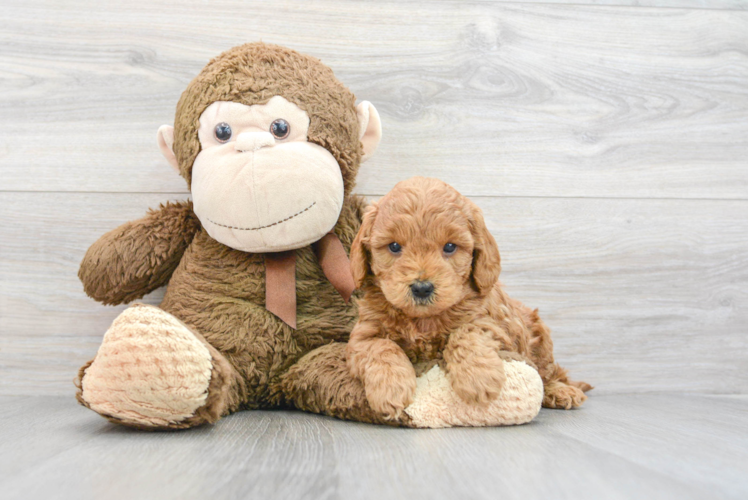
top-left (157, 125), bottom-right (180, 173)
top-left (350, 203), bottom-right (379, 289)
top-left (356, 101), bottom-right (382, 163)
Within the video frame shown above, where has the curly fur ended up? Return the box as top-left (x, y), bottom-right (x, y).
top-left (346, 177), bottom-right (592, 420)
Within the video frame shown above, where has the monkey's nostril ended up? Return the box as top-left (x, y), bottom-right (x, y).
top-left (410, 280), bottom-right (435, 299)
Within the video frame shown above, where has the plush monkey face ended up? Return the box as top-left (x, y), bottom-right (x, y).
top-left (156, 43), bottom-right (382, 254)
top-left (189, 96), bottom-right (345, 252)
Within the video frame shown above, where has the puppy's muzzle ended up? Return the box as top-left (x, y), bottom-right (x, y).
top-left (410, 280), bottom-right (435, 301)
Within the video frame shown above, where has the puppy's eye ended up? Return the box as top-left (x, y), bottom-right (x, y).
top-left (388, 242), bottom-right (402, 254)
top-left (270, 119), bottom-right (290, 139)
top-left (443, 243), bottom-right (457, 254)
top-left (214, 123), bottom-right (232, 143)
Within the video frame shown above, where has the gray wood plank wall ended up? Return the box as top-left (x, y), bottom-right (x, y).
top-left (1, 0), bottom-right (746, 397)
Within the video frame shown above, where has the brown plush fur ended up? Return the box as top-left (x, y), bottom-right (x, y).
top-left (173, 43), bottom-right (362, 193)
top-left (76, 43), bottom-right (374, 428)
top-left (346, 177), bottom-right (592, 420)
top-left (281, 342), bottom-right (408, 427)
top-left (79, 201), bottom-right (200, 305)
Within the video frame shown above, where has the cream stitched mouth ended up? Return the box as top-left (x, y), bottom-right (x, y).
top-left (207, 202), bottom-right (316, 231)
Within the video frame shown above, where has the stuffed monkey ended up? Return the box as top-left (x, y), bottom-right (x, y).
top-left (76, 43), bottom-right (543, 429)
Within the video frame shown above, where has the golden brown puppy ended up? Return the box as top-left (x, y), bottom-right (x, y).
top-left (347, 177), bottom-right (592, 420)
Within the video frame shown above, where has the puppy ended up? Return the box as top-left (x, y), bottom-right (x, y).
top-left (346, 177), bottom-right (592, 420)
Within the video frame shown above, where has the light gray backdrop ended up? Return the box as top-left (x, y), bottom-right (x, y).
top-left (1, 0), bottom-right (746, 397)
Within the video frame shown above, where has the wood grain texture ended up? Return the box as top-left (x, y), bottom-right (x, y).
top-left (0, 1), bottom-right (746, 198)
top-left (0, 394), bottom-right (746, 500)
top-left (1, 1), bottom-right (747, 402)
top-left (540, 393), bottom-right (748, 499)
top-left (462, 0), bottom-right (748, 9)
top-left (2, 192), bottom-right (746, 396)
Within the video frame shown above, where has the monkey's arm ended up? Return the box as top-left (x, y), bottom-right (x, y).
top-left (79, 200), bottom-right (200, 305)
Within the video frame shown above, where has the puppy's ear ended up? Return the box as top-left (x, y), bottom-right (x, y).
top-left (350, 203), bottom-right (379, 289)
top-left (467, 200), bottom-right (501, 295)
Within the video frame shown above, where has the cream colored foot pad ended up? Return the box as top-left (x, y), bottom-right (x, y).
top-left (404, 361), bottom-right (544, 428)
top-left (81, 304), bottom-right (213, 427)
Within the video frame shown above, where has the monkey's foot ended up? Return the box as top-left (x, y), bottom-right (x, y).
top-left (284, 343), bottom-right (543, 428)
top-left (76, 303), bottom-right (233, 429)
top-left (404, 360), bottom-right (544, 428)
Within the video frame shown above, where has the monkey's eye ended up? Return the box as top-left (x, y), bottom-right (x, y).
top-left (443, 243), bottom-right (457, 254)
top-left (388, 242), bottom-right (402, 254)
top-left (270, 119), bottom-right (290, 139)
top-left (214, 123), bottom-right (232, 143)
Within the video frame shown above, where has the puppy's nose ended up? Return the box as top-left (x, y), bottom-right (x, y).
top-left (411, 280), bottom-right (434, 299)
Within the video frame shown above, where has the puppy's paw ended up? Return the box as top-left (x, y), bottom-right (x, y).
top-left (447, 355), bottom-right (506, 406)
top-left (365, 369), bottom-right (417, 420)
top-left (543, 381), bottom-right (587, 409)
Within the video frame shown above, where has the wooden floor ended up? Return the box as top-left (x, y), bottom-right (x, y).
top-left (1, 393), bottom-right (745, 500)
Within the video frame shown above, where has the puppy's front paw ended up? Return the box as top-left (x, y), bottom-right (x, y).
top-left (365, 369), bottom-right (417, 420)
top-left (447, 355), bottom-right (506, 406)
